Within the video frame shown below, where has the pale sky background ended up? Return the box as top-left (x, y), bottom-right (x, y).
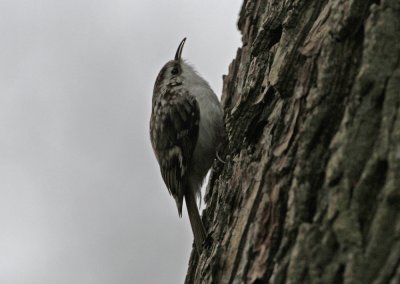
top-left (0, 1), bottom-right (242, 283)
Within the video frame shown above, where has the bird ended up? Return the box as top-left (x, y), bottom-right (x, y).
top-left (149, 38), bottom-right (224, 253)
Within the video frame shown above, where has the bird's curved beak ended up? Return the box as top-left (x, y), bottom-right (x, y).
top-left (174, 37), bottom-right (186, 61)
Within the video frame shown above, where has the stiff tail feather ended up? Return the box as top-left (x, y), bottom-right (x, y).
top-left (185, 188), bottom-right (206, 254)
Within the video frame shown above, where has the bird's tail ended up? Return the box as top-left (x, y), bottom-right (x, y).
top-left (185, 188), bottom-right (206, 254)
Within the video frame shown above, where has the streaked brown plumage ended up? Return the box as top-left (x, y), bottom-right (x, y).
top-left (150, 38), bottom-right (224, 253)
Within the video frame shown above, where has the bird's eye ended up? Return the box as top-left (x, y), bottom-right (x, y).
top-left (171, 67), bottom-right (179, 75)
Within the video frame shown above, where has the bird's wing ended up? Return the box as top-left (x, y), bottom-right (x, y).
top-left (150, 89), bottom-right (199, 215)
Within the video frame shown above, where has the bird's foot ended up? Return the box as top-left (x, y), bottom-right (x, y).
top-left (216, 151), bottom-right (225, 164)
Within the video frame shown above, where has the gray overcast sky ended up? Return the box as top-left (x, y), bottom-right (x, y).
top-left (0, 1), bottom-right (242, 283)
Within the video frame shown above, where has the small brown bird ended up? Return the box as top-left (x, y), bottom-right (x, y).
top-left (149, 38), bottom-right (224, 253)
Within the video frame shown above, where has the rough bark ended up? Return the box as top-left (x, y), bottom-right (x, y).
top-left (185, 0), bottom-right (400, 283)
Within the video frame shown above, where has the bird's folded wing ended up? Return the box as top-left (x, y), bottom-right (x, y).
top-left (150, 90), bottom-right (200, 207)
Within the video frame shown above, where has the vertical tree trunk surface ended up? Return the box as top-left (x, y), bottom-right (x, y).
top-left (185, 0), bottom-right (400, 283)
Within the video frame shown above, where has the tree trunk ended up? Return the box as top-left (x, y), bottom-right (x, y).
top-left (185, 0), bottom-right (400, 283)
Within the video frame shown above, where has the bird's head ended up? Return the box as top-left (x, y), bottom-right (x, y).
top-left (154, 38), bottom-right (205, 95)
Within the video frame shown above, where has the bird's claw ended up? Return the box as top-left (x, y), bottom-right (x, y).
top-left (216, 151), bottom-right (225, 164)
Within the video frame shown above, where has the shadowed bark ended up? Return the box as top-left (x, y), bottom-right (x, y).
top-left (185, 0), bottom-right (400, 283)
